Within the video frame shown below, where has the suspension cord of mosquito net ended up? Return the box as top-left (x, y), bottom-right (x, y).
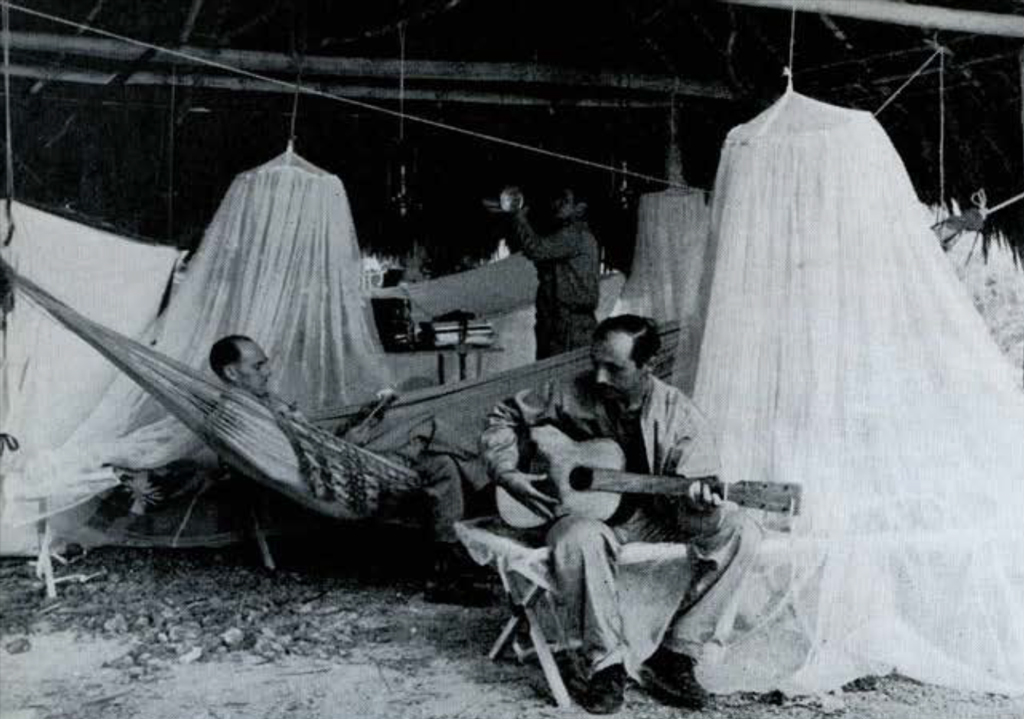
top-left (0, 0), bottom-right (12, 441)
top-left (786, 4), bottom-right (796, 91)
top-left (2, 0), bottom-right (13, 247)
top-left (870, 37), bottom-right (947, 219)
top-left (874, 45), bottom-right (943, 117)
top-left (939, 40), bottom-right (946, 219)
top-left (0, 0), bottom-right (12, 449)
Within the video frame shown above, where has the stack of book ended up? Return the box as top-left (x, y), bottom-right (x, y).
top-left (430, 319), bottom-right (496, 347)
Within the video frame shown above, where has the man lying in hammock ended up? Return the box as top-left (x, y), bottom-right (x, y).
top-left (208, 334), bottom-right (490, 605)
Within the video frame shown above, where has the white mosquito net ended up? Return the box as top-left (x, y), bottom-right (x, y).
top-left (612, 187), bottom-right (713, 393)
top-left (3, 150), bottom-right (391, 524)
top-left (692, 91), bottom-right (1024, 695)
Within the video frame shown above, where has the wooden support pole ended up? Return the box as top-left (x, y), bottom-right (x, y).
top-left (524, 604), bottom-right (573, 709)
top-left (719, 0), bottom-right (1024, 39)
top-left (488, 584), bottom-right (543, 661)
top-left (37, 517), bottom-right (57, 599)
top-left (249, 502), bottom-right (276, 572)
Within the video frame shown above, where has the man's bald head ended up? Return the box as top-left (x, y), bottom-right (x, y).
top-left (209, 335), bottom-right (271, 397)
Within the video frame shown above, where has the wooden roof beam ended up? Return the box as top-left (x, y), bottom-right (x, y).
top-left (719, 0), bottom-right (1024, 39)
top-left (3, 63), bottom-right (677, 108)
top-left (5, 31), bottom-right (733, 99)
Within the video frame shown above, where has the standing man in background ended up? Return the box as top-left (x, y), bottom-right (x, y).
top-left (510, 185), bottom-right (601, 359)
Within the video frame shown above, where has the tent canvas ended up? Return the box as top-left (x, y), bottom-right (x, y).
top-left (0, 201), bottom-right (181, 553)
top-left (373, 253), bottom-right (539, 320)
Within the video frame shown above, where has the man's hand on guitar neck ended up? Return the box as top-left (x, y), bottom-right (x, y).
top-left (686, 477), bottom-right (725, 514)
top-left (498, 470), bottom-right (560, 521)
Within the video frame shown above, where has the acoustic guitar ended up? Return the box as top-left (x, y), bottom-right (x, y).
top-left (496, 425), bottom-right (802, 529)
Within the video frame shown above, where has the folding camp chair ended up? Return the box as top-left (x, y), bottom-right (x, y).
top-left (454, 516), bottom-right (693, 709)
top-left (454, 497), bottom-right (801, 710)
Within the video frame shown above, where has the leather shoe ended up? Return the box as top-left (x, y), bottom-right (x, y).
top-left (640, 648), bottom-right (709, 710)
top-left (568, 664), bottom-right (626, 715)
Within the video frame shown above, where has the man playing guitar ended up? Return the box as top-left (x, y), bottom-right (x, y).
top-left (481, 314), bottom-right (763, 714)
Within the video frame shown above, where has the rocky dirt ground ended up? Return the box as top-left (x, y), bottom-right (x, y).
top-left (2, 526), bottom-right (1022, 719)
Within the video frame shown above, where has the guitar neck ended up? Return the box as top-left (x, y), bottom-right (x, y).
top-left (571, 467), bottom-right (718, 496)
top-left (571, 467), bottom-right (802, 515)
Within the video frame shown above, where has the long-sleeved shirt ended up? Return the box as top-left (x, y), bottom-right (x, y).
top-left (512, 214), bottom-right (600, 314)
top-left (480, 372), bottom-right (723, 533)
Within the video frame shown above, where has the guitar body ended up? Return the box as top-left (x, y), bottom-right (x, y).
top-left (496, 426), bottom-right (625, 529)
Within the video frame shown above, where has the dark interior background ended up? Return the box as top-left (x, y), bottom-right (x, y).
top-left (2, 0), bottom-right (1021, 272)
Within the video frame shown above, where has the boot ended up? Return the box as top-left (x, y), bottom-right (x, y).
top-left (640, 648), bottom-right (709, 710)
top-left (567, 664), bottom-right (626, 715)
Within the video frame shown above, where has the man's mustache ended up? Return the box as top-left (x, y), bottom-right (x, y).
top-left (595, 383), bottom-right (625, 397)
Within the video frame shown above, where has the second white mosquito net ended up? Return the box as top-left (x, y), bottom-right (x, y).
top-left (4, 150), bottom-right (391, 524)
top-left (613, 187), bottom-right (713, 393)
top-left (692, 91), bottom-right (1024, 695)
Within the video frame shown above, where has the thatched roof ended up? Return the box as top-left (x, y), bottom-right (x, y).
top-left (2, 0), bottom-right (1022, 260)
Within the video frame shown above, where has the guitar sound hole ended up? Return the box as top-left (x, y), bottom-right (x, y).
top-left (569, 467), bottom-right (594, 491)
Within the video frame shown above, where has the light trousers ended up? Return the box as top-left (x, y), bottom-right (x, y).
top-left (545, 507), bottom-right (761, 674)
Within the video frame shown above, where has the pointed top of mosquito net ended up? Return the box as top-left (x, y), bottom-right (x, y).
top-left (247, 148), bottom-right (333, 178)
top-left (729, 91), bottom-right (870, 143)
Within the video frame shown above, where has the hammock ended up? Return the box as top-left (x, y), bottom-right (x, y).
top-left (2, 258), bottom-right (421, 521)
top-left (2, 256), bottom-right (681, 525)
